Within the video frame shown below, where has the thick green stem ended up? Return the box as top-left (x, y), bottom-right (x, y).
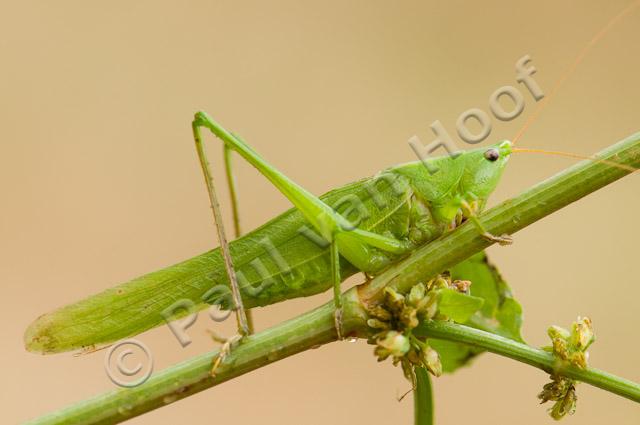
top-left (414, 367), bottom-right (434, 425)
top-left (415, 320), bottom-right (640, 402)
top-left (25, 291), bottom-right (368, 425)
top-left (26, 133), bottom-right (640, 424)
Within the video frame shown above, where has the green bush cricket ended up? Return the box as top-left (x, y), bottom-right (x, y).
top-left (24, 112), bottom-right (515, 354)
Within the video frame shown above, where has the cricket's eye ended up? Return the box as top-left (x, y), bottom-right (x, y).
top-left (484, 148), bottom-right (500, 162)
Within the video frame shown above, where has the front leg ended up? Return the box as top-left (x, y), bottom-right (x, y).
top-left (460, 199), bottom-right (513, 246)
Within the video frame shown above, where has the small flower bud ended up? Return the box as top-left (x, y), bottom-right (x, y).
top-left (418, 292), bottom-right (439, 319)
top-left (408, 283), bottom-right (426, 307)
top-left (570, 316), bottom-right (594, 351)
top-left (547, 325), bottom-right (571, 360)
top-left (425, 277), bottom-right (436, 290)
top-left (401, 359), bottom-right (416, 383)
top-left (384, 287), bottom-right (405, 312)
top-left (433, 275), bottom-right (450, 290)
top-left (552, 339), bottom-right (570, 361)
top-left (451, 279), bottom-right (472, 294)
top-left (400, 306), bottom-right (419, 329)
top-left (377, 331), bottom-right (410, 358)
top-left (548, 325), bottom-right (571, 341)
top-left (367, 318), bottom-right (390, 330)
top-left (569, 351), bottom-right (588, 369)
top-left (538, 375), bottom-right (571, 402)
top-left (368, 305), bottom-right (392, 321)
top-left (420, 345), bottom-right (442, 377)
top-left (373, 346), bottom-right (390, 361)
top-left (549, 386), bottom-right (577, 420)
top-left (538, 375), bottom-right (578, 420)
top-left (406, 348), bottom-right (420, 365)
top-left (546, 318), bottom-right (595, 369)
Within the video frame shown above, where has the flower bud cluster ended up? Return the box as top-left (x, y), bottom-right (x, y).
top-left (545, 316), bottom-right (595, 369)
top-left (368, 274), bottom-right (470, 382)
top-left (538, 316), bottom-right (595, 420)
top-left (538, 375), bottom-right (577, 420)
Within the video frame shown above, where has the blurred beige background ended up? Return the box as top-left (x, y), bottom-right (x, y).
top-left (1, 1), bottom-right (639, 424)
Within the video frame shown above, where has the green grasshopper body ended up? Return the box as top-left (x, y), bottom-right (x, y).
top-left (25, 127), bottom-right (512, 354)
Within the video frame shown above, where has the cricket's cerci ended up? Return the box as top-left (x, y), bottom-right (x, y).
top-left (24, 111), bottom-right (514, 354)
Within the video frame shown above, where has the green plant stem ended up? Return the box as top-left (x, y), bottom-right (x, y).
top-left (26, 133), bottom-right (640, 424)
top-left (414, 367), bottom-right (434, 425)
top-left (414, 320), bottom-right (640, 402)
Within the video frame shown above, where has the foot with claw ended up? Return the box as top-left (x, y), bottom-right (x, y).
top-left (211, 334), bottom-right (244, 378)
top-left (482, 232), bottom-right (513, 246)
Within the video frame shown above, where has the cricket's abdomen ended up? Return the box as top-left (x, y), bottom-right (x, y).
top-left (25, 172), bottom-right (415, 353)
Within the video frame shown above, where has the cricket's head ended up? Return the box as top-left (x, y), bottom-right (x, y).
top-left (393, 139), bottom-right (512, 207)
top-left (392, 140), bottom-right (512, 225)
top-left (458, 139), bottom-right (512, 199)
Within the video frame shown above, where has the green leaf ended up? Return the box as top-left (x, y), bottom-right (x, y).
top-left (431, 251), bottom-right (524, 373)
top-left (437, 288), bottom-right (484, 323)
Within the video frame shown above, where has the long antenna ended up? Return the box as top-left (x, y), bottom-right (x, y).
top-left (512, 147), bottom-right (638, 173)
top-left (512, 1), bottom-right (640, 145)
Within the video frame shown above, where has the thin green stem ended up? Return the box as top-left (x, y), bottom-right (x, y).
top-left (414, 367), bottom-right (434, 425)
top-left (414, 320), bottom-right (640, 402)
top-left (26, 133), bottom-right (640, 424)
